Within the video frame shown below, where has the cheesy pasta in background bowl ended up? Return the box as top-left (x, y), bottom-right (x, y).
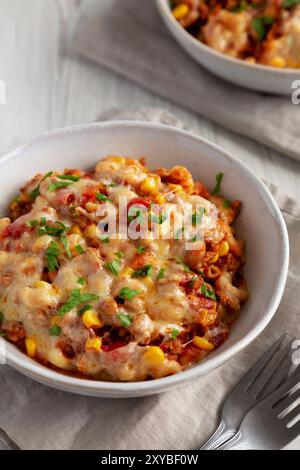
top-left (156, 0), bottom-right (300, 94)
top-left (0, 122), bottom-right (288, 397)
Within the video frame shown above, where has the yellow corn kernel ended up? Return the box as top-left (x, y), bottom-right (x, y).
top-left (169, 183), bottom-right (184, 194)
top-left (106, 156), bottom-right (126, 164)
top-left (84, 224), bottom-right (98, 239)
top-left (154, 193), bottom-right (166, 205)
top-left (143, 346), bottom-right (165, 364)
top-left (69, 225), bottom-right (82, 236)
top-left (82, 310), bottom-right (102, 329)
top-left (34, 281), bottom-right (52, 291)
top-left (270, 57), bottom-right (286, 68)
top-left (172, 3), bottom-right (189, 20)
top-left (85, 202), bottom-right (99, 213)
top-left (85, 337), bottom-right (102, 352)
top-left (218, 241), bottom-right (230, 257)
top-left (25, 338), bottom-right (37, 358)
top-left (140, 177), bottom-right (157, 195)
top-left (122, 267), bottom-right (134, 278)
top-left (141, 277), bottom-right (154, 290)
top-left (209, 253), bottom-right (219, 264)
top-left (193, 336), bottom-right (214, 351)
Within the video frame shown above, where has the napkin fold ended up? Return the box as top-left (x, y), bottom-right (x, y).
top-left (0, 108), bottom-right (300, 450)
top-left (70, 0), bottom-right (300, 161)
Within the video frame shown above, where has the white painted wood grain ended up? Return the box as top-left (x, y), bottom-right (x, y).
top-left (0, 0), bottom-right (299, 202)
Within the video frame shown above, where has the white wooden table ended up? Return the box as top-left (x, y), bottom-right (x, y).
top-left (0, 0), bottom-right (299, 451)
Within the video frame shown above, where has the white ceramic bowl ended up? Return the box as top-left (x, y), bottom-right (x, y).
top-left (156, 0), bottom-right (299, 95)
top-left (0, 121), bottom-right (289, 397)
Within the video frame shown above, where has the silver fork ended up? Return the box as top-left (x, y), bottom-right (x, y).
top-left (200, 334), bottom-right (295, 450)
top-left (218, 371), bottom-right (300, 450)
top-left (0, 428), bottom-right (19, 450)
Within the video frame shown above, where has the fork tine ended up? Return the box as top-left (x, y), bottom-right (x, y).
top-left (288, 418), bottom-right (300, 441)
top-left (275, 387), bottom-right (300, 415)
top-left (282, 403), bottom-right (300, 425)
top-left (266, 371), bottom-right (300, 408)
top-left (239, 334), bottom-right (288, 391)
top-left (255, 342), bottom-right (294, 399)
top-left (246, 335), bottom-right (294, 396)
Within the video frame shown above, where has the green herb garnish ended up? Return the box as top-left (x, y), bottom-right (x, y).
top-left (189, 275), bottom-right (198, 289)
top-left (0, 311), bottom-right (3, 324)
top-left (100, 235), bottom-right (110, 244)
top-left (30, 171), bottom-right (53, 200)
top-left (45, 241), bottom-right (60, 272)
top-left (171, 328), bottom-right (179, 340)
top-left (104, 259), bottom-right (121, 277)
top-left (57, 174), bottom-right (80, 182)
top-left (39, 221), bottom-right (67, 237)
top-left (117, 312), bottom-right (133, 328)
top-left (61, 236), bottom-right (72, 259)
top-left (132, 265), bottom-right (153, 278)
top-left (96, 193), bottom-right (112, 203)
top-left (212, 173), bottom-right (224, 196)
top-left (201, 284), bottom-right (217, 301)
top-left (157, 268), bottom-right (166, 280)
top-left (47, 181), bottom-right (73, 192)
top-left (137, 245), bottom-right (146, 254)
top-left (115, 251), bottom-right (124, 259)
top-left (150, 213), bottom-right (167, 225)
top-left (175, 257), bottom-right (192, 273)
top-left (75, 244), bottom-right (85, 255)
top-left (49, 325), bottom-right (62, 336)
top-left (192, 207), bottom-right (205, 226)
top-left (252, 17), bottom-right (274, 41)
top-left (77, 277), bottom-right (86, 286)
top-left (223, 199), bottom-right (231, 209)
top-left (282, 0), bottom-right (300, 7)
top-left (59, 289), bottom-right (99, 316)
top-left (78, 305), bottom-right (92, 316)
top-left (26, 220), bottom-right (39, 228)
top-left (118, 287), bottom-right (143, 300)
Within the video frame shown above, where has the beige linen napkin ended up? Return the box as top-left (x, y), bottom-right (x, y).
top-left (0, 108), bottom-right (300, 451)
top-left (70, 0), bottom-right (300, 161)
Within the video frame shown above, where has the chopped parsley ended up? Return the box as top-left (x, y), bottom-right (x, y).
top-left (104, 259), bottom-right (121, 277)
top-left (75, 244), bottom-right (85, 255)
top-left (212, 173), bottom-right (224, 196)
top-left (282, 0), bottom-right (300, 7)
top-left (189, 275), bottom-right (198, 289)
top-left (252, 17), bottom-right (274, 42)
top-left (96, 193), bottom-right (112, 203)
top-left (117, 312), bottom-right (133, 328)
top-left (223, 199), bottom-right (231, 209)
top-left (132, 265), bottom-right (153, 278)
top-left (0, 311), bottom-right (3, 324)
top-left (175, 227), bottom-right (185, 240)
top-left (57, 174), bottom-right (80, 182)
top-left (58, 289), bottom-right (99, 316)
top-left (47, 181), bottom-right (73, 192)
top-left (49, 325), bottom-right (62, 336)
top-left (77, 277), bottom-right (86, 286)
top-left (171, 328), bottom-right (179, 340)
top-left (26, 219), bottom-right (39, 228)
top-left (201, 284), bottom-right (217, 301)
top-left (61, 236), bottom-right (72, 259)
top-left (175, 257), bottom-right (192, 273)
top-left (118, 287), bottom-right (142, 300)
top-left (115, 251), bottom-right (124, 259)
top-left (150, 213), bottom-right (167, 225)
top-left (38, 221), bottom-right (67, 237)
top-left (45, 241), bottom-right (60, 272)
top-left (30, 171), bottom-right (53, 200)
top-left (137, 245), bottom-right (146, 254)
top-left (157, 268), bottom-right (166, 280)
top-left (78, 305), bottom-right (92, 316)
top-left (100, 235), bottom-right (110, 244)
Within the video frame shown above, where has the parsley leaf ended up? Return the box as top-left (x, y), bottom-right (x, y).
top-left (39, 221), bottom-right (67, 237)
top-left (137, 245), bottom-right (146, 254)
top-left (212, 173), bottom-right (224, 195)
top-left (61, 236), bottom-right (72, 259)
top-left (96, 193), bottom-right (112, 203)
top-left (57, 174), bottom-right (80, 182)
top-left (192, 207), bottom-right (205, 226)
top-left (45, 241), bottom-right (60, 272)
top-left (30, 171), bottom-right (53, 200)
top-left (77, 277), bottom-right (86, 286)
top-left (117, 312), bottom-right (133, 328)
top-left (78, 305), bottom-right (92, 316)
top-left (49, 325), bottom-right (62, 336)
top-left (47, 181), bottom-right (73, 191)
top-left (104, 259), bottom-right (121, 276)
top-left (157, 268), bottom-right (166, 280)
top-left (115, 251), bottom-right (124, 259)
top-left (175, 257), bottom-right (192, 273)
top-left (150, 213), bottom-right (167, 225)
top-left (223, 199), bottom-right (231, 209)
top-left (0, 311), bottom-right (3, 324)
top-left (282, 0), bottom-right (300, 7)
top-left (252, 17), bottom-right (274, 42)
top-left (118, 287), bottom-right (142, 300)
top-left (75, 244), bottom-right (85, 255)
top-left (132, 265), bottom-right (153, 278)
top-left (58, 289), bottom-right (99, 316)
top-left (201, 284), bottom-right (217, 301)
top-left (171, 328), bottom-right (179, 340)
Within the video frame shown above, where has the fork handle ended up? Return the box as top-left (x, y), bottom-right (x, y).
top-left (200, 421), bottom-right (236, 450)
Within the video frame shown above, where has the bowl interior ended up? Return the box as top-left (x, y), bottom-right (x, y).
top-left (0, 122), bottom-right (289, 396)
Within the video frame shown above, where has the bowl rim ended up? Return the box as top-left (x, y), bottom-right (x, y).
top-left (156, 0), bottom-right (300, 76)
top-left (0, 120), bottom-right (289, 395)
